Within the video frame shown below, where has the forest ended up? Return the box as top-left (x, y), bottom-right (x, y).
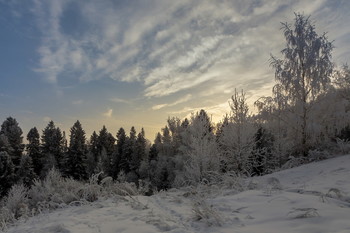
top-left (1, 13), bottom-right (350, 228)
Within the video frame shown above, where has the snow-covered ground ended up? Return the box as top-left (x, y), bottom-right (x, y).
top-left (5, 155), bottom-right (350, 233)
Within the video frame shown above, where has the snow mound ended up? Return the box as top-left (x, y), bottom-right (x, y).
top-left (5, 155), bottom-right (350, 233)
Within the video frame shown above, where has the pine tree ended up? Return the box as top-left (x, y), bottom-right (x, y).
top-left (0, 117), bottom-right (25, 169)
top-left (0, 151), bottom-right (15, 196)
top-left (26, 127), bottom-right (42, 176)
top-left (65, 120), bottom-right (87, 180)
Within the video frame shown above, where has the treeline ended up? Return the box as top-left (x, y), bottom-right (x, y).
top-left (0, 119), bottom-right (151, 196)
top-left (1, 13), bottom-right (350, 197)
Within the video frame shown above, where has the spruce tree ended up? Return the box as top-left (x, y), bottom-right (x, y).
top-left (17, 154), bottom-right (36, 187)
top-left (113, 127), bottom-right (127, 179)
top-left (65, 120), bottom-right (87, 180)
top-left (130, 129), bottom-right (146, 178)
top-left (251, 126), bottom-right (274, 176)
top-left (89, 131), bottom-right (99, 163)
top-left (0, 151), bottom-right (15, 196)
top-left (41, 121), bottom-right (65, 172)
top-left (0, 133), bottom-right (11, 154)
top-left (86, 131), bottom-right (99, 176)
top-left (0, 117), bottom-right (24, 169)
top-left (26, 127), bottom-right (42, 176)
top-left (97, 126), bottom-right (115, 176)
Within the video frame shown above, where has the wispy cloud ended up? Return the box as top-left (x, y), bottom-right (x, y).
top-left (30, 0), bottom-right (350, 101)
top-left (109, 97), bottom-right (131, 104)
top-left (152, 94), bottom-right (192, 110)
top-left (103, 108), bottom-right (113, 118)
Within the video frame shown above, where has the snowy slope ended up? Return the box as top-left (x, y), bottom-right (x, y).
top-left (5, 155), bottom-right (350, 233)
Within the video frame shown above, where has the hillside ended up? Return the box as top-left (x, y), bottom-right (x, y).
top-left (5, 155), bottom-right (350, 233)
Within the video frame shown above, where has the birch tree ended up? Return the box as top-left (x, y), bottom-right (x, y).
top-left (270, 13), bottom-right (334, 156)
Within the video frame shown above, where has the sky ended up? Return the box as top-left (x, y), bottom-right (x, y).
top-left (0, 0), bottom-right (350, 141)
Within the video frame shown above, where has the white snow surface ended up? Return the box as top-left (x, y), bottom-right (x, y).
top-left (5, 155), bottom-right (350, 233)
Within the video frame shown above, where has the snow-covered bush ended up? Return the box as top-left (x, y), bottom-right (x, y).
top-left (336, 138), bottom-right (350, 155)
top-left (0, 207), bottom-right (13, 231)
top-left (0, 184), bottom-right (29, 230)
top-left (281, 156), bottom-right (306, 169)
top-left (3, 184), bottom-right (29, 219)
top-left (192, 197), bottom-right (222, 226)
top-left (78, 172), bottom-right (102, 202)
top-left (307, 149), bottom-right (330, 162)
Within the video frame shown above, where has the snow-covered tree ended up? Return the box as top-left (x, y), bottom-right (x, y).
top-left (270, 13), bottom-right (334, 156)
top-left (334, 64), bottom-right (350, 101)
top-left (179, 110), bottom-right (220, 185)
top-left (217, 90), bottom-right (255, 174)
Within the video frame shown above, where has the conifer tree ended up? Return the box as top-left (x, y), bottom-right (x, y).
top-left (0, 151), bottom-right (15, 196)
top-left (0, 133), bottom-right (11, 154)
top-left (86, 131), bottom-right (99, 176)
top-left (130, 128), bottom-right (146, 176)
top-left (26, 127), bottom-right (42, 176)
top-left (41, 121), bottom-right (65, 172)
top-left (17, 154), bottom-right (36, 187)
top-left (0, 117), bottom-right (24, 169)
top-left (98, 126), bottom-right (115, 155)
top-left (89, 131), bottom-right (99, 163)
top-left (65, 120), bottom-right (87, 180)
top-left (97, 126), bottom-right (115, 176)
top-left (112, 127), bottom-right (127, 179)
top-left (122, 127), bottom-right (137, 180)
top-left (250, 126), bottom-right (274, 176)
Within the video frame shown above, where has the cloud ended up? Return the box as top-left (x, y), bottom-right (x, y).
top-left (30, 0), bottom-right (350, 100)
top-left (109, 97), bottom-right (131, 104)
top-left (103, 108), bottom-right (113, 118)
top-left (152, 94), bottom-right (192, 110)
